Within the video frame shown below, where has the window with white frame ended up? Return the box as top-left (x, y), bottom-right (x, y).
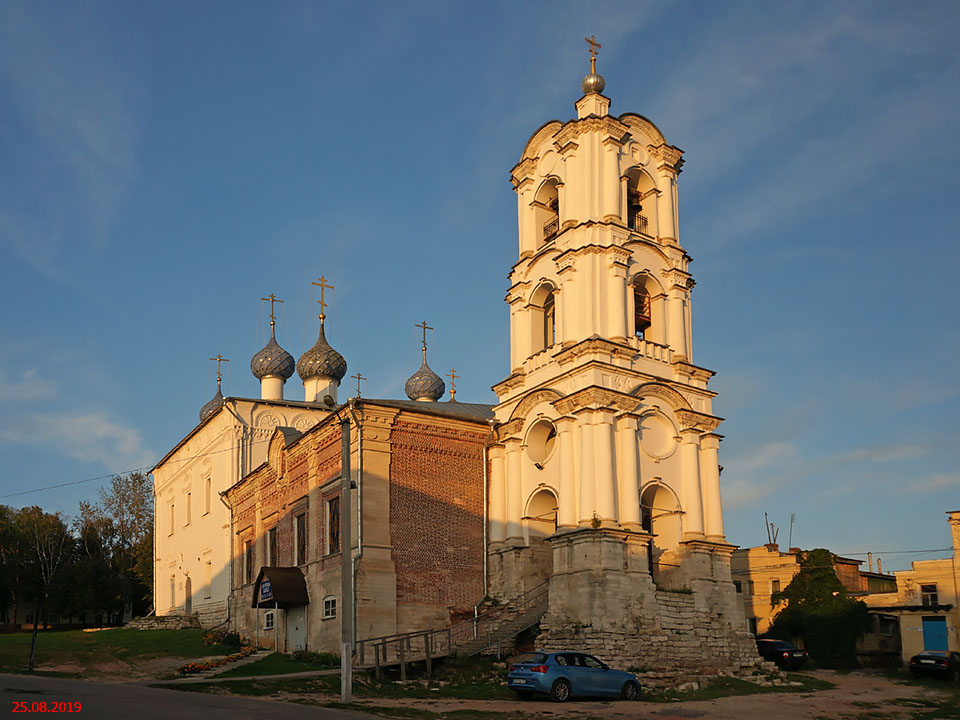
top-left (323, 596), bottom-right (337, 619)
top-left (921, 584), bottom-right (939, 606)
top-left (264, 611), bottom-right (274, 630)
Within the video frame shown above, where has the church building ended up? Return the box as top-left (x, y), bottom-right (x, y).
top-left (153, 45), bottom-right (762, 679)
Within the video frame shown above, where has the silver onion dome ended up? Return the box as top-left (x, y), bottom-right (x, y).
top-left (251, 326), bottom-right (295, 381)
top-left (199, 384), bottom-right (224, 421)
top-left (581, 70), bottom-right (605, 95)
top-left (404, 358), bottom-right (445, 402)
top-left (297, 323), bottom-right (347, 382)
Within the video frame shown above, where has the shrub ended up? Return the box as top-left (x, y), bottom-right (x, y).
top-left (201, 628), bottom-right (242, 648)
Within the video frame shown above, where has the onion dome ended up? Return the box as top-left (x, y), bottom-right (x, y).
top-left (251, 324), bottom-right (295, 381)
top-left (405, 357), bottom-right (445, 402)
top-left (297, 323), bottom-right (347, 383)
top-left (581, 65), bottom-right (605, 95)
top-left (199, 382), bottom-right (224, 421)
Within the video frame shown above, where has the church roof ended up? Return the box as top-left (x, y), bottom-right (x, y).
top-left (297, 323), bottom-right (347, 382)
top-left (404, 358), bottom-right (445, 402)
top-left (362, 397), bottom-right (494, 422)
top-left (198, 385), bottom-right (224, 422)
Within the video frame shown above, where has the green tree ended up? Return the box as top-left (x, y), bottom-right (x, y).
top-left (767, 548), bottom-right (870, 669)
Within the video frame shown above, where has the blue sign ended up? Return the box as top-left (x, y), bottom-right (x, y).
top-left (260, 578), bottom-right (273, 602)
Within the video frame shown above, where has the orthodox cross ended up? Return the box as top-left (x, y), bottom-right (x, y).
top-left (446, 368), bottom-right (460, 401)
top-left (311, 276), bottom-right (334, 323)
top-left (352, 372), bottom-right (366, 398)
top-left (209, 354), bottom-right (229, 389)
top-left (415, 320), bottom-right (433, 352)
top-left (585, 35), bottom-right (601, 72)
top-left (260, 293), bottom-right (284, 325)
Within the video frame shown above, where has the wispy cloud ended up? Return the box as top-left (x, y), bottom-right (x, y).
top-left (905, 474), bottom-right (960, 494)
top-left (0, 368), bottom-right (56, 402)
top-left (0, 4), bottom-right (141, 276)
top-left (722, 441), bottom-right (798, 508)
top-left (0, 411), bottom-right (154, 472)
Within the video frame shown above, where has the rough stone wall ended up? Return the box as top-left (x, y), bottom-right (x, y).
top-left (535, 529), bottom-right (765, 688)
top-left (389, 417), bottom-right (486, 628)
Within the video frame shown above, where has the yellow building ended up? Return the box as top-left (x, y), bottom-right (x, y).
top-left (864, 511), bottom-right (960, 660)
top-left (731, 544), bottom-right (895, 635)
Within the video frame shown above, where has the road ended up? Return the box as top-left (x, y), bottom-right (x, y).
top-left (1, 673), bottom-right (377, 720)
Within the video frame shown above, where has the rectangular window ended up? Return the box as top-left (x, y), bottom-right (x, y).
top-left (268, 526), bottom-right (278, 566)
top-left (185, 491), bottom-right (192, 525)
top-left (747, 617), bottom-right (758, 635)
top-left (743, 580), bottom-right (753, 596)
top-left (264, 611), bottom-right (274, 630)
top-left (921, 584), bottom-right (938, 607)
top-left (169, 503), bottom-right (175, 535)
top-left (733, 580), bottom-right (742, 593)
top-left (327, 497), bottom-right (341, 554)
top-left (296, 513), bottom-right (307, 566)
top-left (244, 540), bottom-right (253, 585)
top-left (323, 596), bottom-right (337, 619)
top-left (771, 579), bottom-right (781, 594)
top-left (170, 576), bottom-right (176, 608)
top-left (204, 561), bottom-right (212, 599)
top-left (204, 477), bottom-right (211, 515)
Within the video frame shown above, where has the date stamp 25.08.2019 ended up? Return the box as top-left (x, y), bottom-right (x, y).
top-left (11, 701), bottom-right (82, 713)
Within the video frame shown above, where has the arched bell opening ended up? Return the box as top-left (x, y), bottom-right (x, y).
top-left (528, 281), bottom-right (558, 354)
top-left (534, 178), bottom-right (560, 247)
top-left (623, 168), bottom-right (659, 237)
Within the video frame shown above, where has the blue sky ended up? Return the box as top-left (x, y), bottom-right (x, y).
top-left (1, 1), bottom-right (957, 572)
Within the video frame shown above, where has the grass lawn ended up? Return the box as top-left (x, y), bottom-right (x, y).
top-left (0, 628), bottom-right (236, 674)
top-left (213, 652), bottom-right (339, 678)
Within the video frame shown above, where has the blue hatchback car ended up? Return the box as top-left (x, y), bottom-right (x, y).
top-left (507, 651), bottom-right (641, 702)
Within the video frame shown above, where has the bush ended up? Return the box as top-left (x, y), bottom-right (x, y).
top-left (291, 649), bottom-right (340, 667)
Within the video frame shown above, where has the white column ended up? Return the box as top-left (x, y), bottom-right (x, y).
top-left (504, 438), bottom-right (523, 543)
top-left (577, 412), bottom-right (596, 526)
top-left (700, 434), bottom-right (725, 541)
top-left (667, 289), bottom-right (687, 359)
top-left (488, 445), bottom-right (506, 544)
top-left (594, 413), bottom-right (618, 524)
top-left (606, 263), bottom-right (629, 339)
top-left (261, 376), bottom-right (283, 401)
top-left (616, 414), bottom-right (641, 529)
top-left (679, 428), bottom-right (705, 540)
top-left (657, 171), bottom-right (677, 242)
top-left (556, 418), bottom-right (577, 528)
top-left (601, 139), bottom-right (620, 221)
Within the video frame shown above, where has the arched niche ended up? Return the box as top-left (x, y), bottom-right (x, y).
top-left (641, 482), bottom-right (682, 551)
top-left (629, 271), bottom-right (666, 344)
top-left (524, 418), bottom-right (558, 465)
top-left (525, 487), bottom-right (559, 538)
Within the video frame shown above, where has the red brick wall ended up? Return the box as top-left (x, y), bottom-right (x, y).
top-left (389, 418), bottom-right (486, 615)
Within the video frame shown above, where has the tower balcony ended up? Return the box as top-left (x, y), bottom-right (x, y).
top-left (542, 216), bottom-right (559, 243)
top-left (628, 212), bottom-right (650, 236)
top-left (630, 336), bottom-right (673, 364)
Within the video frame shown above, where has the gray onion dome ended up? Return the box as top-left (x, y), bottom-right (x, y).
top-left (199, 384), bottom-right (224, 421)
top-left (404, 358), bottom-right (445, 402)
top-left (251, 326), bottom-right (295, 381)
top-left (297, 324), bottom-right (347, 382)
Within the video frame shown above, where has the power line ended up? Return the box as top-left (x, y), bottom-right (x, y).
top-left (0, 436), bottom-right (275, 500)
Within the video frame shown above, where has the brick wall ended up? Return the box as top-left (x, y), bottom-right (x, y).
top-left (390, 417), bottom-right (485, 618)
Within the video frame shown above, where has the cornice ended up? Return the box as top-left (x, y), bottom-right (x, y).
top-left (510, 156), bottom-right (539, 189)
top-left (554, 336), bottom-right (637, 367)
top-left (674, 408), bottom-right (723, 432)
top-left (672, 359), bottom-right (716, 383)
top-left (649, 143), bottom-right (685, 173)
top-left (660, 266), bottom-right (694, 290)
top-left (555, 116), bottom-right (629, 151)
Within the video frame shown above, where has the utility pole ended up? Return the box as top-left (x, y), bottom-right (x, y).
top-left (340, 407), bottom-right (353, 703)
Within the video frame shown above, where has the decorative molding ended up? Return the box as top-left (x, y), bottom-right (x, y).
top-left (674, 408), bottom-right (723, 432)
top-left (630, 381), bottom-right (693, 411)
top-left (509, 388), bottom-right (564, 421)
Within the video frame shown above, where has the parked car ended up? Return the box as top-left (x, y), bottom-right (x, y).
top-left (507, 650), bottom-right (641, 702)
top-left (756, 639), bottom-right (809, 670)
top-left (909, 650), bottom-right (960, 681)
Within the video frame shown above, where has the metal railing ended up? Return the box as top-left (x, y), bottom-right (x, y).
top-left (630, 212), bottom-right (649, 235)
top-left (542, 216), bottom-right (559, 243)
top-left (354, 581), bottom-right (549, 679)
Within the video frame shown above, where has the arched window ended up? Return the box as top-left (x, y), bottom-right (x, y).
top-left (634, 285), bottom-right (651, 339)
top-left (624, 169), bottom-right (656, 236)
top-left (543, 293), bottom-right (556, 348)
top-left (535, 180), bottom-right (560, 247)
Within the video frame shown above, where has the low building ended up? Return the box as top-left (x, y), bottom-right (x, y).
top-left (225, 395), bottom-right (492, 652)
top-left (863, 511), bottom-right (960, 660)
top-left (731, 544), bottom-right (896, 635)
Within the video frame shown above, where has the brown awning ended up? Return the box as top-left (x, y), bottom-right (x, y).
top-left (251, 566), bottom-right (309, 608)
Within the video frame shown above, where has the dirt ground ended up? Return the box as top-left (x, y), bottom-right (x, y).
top-left (331, 671), bottom-right (954, 719)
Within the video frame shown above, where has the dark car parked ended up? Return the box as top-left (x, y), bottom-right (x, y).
top-left (909, 650), bottom-right (960, 681)
top-left (756, 639), bottom-right (808, 670)
top-left (508, 650), bottom-right (641, 702)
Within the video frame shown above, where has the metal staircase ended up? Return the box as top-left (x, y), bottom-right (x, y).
top-left (354, 581), bottom-right (548, 679)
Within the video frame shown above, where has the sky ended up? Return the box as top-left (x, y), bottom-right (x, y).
top-left (1, 1), bottom-right (958, 573)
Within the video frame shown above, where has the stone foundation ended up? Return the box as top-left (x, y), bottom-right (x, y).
top-left (488, 537), bottom-right (552, 601)
top-left (127, 614), bottom-right (201, 630)
top-left (534, 528), bottom-right (765, 684)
